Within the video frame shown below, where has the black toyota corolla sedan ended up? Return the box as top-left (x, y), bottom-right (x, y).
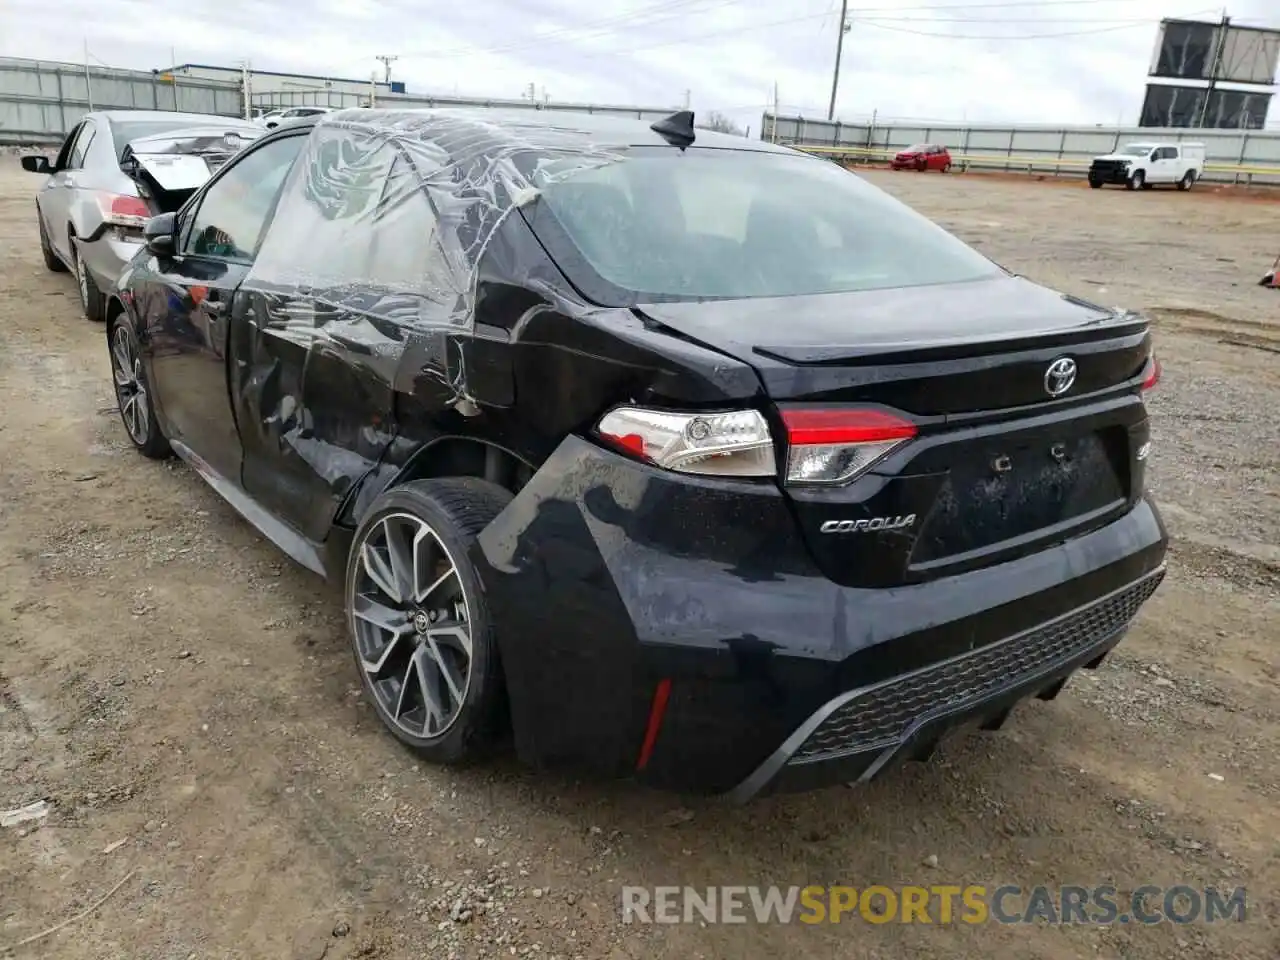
top-left (105, 108), bottom-right (1167, 800)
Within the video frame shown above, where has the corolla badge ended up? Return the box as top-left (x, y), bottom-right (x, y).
top-left (1044, 357), bottom-right (1077, 397)
top-left (820, 515), bottom-right (916, 534)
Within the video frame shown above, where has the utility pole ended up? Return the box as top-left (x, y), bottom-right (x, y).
top-left (683, 88), bottom-right (690, 110)
top-left (771, 81), bottom-right (779, 142)
top-left (240, 60), bottom-right (252, 119)
top-left (83, 39), bottom-right (93, 110)
top-left (1198, 11), bottom-right (1230, 128)
top-left (375, 54), bottom-right (398, 85)
top-left (827, 0), bottom-right (850, 122)
top-left (369, 72), bottom-right (378, 108)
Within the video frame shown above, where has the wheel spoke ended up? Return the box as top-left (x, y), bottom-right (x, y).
top-left (383, 518), bottom-right (416, 602)
top-left (411, 524), bottom-right (442, 603)
top-left (352, 593), bottom-right (409, 634)
top-left (425, 637), bottom-right (466, 707)
top-left (112, 337), bottom-right (132, 380)
top-left (416, 564), bottom-right (456, 606)
top-left (361, 542), bottom-right (400, 603)
top-left (426, 621), bottom-right (472, 659)
top-left (357, 620), bottom-right (412, 676)
top-left (410, 646), bottom-right (446, 734)
top-left (121, 395), bottom-right (139, 438)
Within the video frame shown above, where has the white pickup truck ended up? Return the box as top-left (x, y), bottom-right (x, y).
top-left (1087, 142), bottom-right (1205, 191)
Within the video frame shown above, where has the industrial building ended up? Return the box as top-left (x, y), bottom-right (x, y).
top-left (162, 63), bottom-right (404, 111)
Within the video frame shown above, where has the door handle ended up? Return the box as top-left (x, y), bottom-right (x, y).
top-left (204, 300), bottom-right (228, 317)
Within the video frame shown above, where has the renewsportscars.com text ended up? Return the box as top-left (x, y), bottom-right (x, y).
top-left (620, 885), bottom-right (1247, 925)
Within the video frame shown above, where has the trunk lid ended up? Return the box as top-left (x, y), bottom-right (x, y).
top-left (635, 276), bottom-right (1154, 587)
top-left (120, 126), bottom-right (262, 211)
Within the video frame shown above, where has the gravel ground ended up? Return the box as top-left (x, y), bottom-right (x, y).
top-left (0, 164), bottom-right (1277, 960)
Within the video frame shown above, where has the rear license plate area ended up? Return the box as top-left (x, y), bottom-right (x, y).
top-left (911, 430), bottom-right (1126, 564)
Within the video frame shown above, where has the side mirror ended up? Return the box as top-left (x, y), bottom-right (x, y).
top-left (1150, 151), bottom-right (1159, 161)
top-left (20, 155), bottom-right (52, 174)
top-left (144, 212), bottom-right (178, 257)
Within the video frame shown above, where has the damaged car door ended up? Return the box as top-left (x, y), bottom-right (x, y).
top-left (229, 130), bottom-right (445, 544)
top-left (140, 133), bottom-right (306, 484)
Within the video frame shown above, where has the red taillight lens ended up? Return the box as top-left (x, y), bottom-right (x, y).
top-left (96, 193), bottom-right (151, 228)
top-left (1141, 354), bottom-right (1161, 391)
top-left (782, 408), bottom-right (917, 486)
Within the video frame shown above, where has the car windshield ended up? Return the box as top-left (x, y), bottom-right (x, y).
top-left (905, 144), bottom-right (930, 152)
top-left (1118, 145), bottom-right (1152, 156)
top-left (531, 148), bottom-right (1001, 302)
top-left (109, 119), bottom-right (256, 161)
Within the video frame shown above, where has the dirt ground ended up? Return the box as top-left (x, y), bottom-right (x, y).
top-left (0, 164), bottom-right (1276, 960)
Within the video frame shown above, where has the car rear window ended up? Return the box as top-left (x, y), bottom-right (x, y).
top-left (529, 147), bottom-right (1001, 303)
top-left (108, 119), bottom-right (256, 160)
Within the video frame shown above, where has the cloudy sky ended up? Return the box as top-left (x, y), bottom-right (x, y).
top-left (2, 0), bottom-right (1277, 130)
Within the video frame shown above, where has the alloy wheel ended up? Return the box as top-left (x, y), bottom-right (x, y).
top-left (351, 512), bottom-right (473, 740)
top-left (110, 325), bottom-right (150, 444)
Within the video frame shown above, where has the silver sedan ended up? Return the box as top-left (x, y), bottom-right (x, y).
top-left (20, 110), bottom-right (262, 321)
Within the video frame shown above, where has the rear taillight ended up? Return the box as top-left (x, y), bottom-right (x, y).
top-left (595, 407), bottom-right (776, 478)
top-left (1141, 354), bottom-right (1161, 391)
top-left (782, 408), bottom-right (917, 486)
top-left (95, 193), bottom-right (151, 229)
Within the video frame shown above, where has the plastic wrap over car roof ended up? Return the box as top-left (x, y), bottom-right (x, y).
top-left (245, 108), bottom-right (629, 332)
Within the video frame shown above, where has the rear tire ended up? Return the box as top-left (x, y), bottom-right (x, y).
top-left (71, 237), bottom-right (105, 323)
top-left (1177, 170), bottom-right (1196, 191)
top-left (346, 477), bottom-right (513, 766)
top-left (37, 208), bottom-right (67, 273)
top-left (941, 162), bottom-right (952, 174)
top-left (107, 313), bottom-right (171, 459)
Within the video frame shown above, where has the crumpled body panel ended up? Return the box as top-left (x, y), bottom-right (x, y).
top-left (225, 110), bottom-right (631, 538)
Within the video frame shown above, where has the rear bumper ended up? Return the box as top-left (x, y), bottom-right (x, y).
top-left (79, 235), bottom-right (143, 293)
top-left (472, 436), bottom-right (1169, 797)
top-left (729, 565), bottom-right (1163, 801)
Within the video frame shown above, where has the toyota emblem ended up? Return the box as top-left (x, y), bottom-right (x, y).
top-left (1043, 357), bottom-right (1077, 397)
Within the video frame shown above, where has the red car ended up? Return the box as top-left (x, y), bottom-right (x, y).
top-left (890, 143), bottom-right (952, 172)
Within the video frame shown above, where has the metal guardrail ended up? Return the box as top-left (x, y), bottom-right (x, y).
top-left (792, 143), bottom-right (1280, 184)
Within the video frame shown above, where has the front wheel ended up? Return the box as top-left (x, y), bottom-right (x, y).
top-left (108, 315), bottom-right (171, 459)
top-left (347, 478), bottom-right (513, 765)
top-left (37, 207), bottom-right (67, 273)
top-left (1128, 170), bottom-right (1145, 191)
top-left (1089, 178), bottom-right (1102, 189)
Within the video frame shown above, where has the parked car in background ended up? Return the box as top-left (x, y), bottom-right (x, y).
top-left (890, 143), bottom-right (952, 172)
top-left (1088, 141), bottom-right (1205, 191)
top-left (105, 108), bottom-right (1167, 800)
top-left (257, 106), bottom-right (333, 129)
top-left (19, 110), bottom-right (262, 321)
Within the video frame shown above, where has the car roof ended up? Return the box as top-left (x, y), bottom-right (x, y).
top-left (279, 107), bottom-right (796, 157)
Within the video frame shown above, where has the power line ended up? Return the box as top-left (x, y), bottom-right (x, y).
top-left (856, 16), bottom-right (1209, 40)
top-left (397, 0), bottom-right (736, 59)
top-left (391, 0), bottom-right (1158, 62)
